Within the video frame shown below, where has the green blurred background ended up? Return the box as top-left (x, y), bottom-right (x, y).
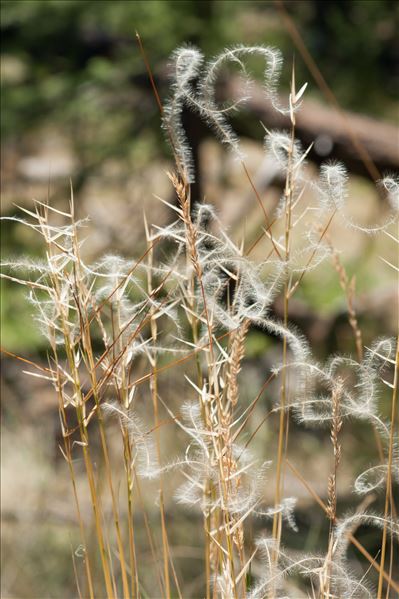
top-left (2, 0), bottom-right (398, 353)
top-left (1, 1), bottom-right (398, 598)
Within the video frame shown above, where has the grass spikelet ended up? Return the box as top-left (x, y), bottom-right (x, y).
top-left (227, 319), bottom-right (250, 407)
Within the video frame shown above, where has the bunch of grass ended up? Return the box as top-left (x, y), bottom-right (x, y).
top-left (2, 43), bottom-right (398, 599)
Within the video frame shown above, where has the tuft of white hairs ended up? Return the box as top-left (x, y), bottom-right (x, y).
top-left (163, 44), bottom-right (293, 183)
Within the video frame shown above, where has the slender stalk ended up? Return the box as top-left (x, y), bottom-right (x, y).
top-left (122, 425), bottom-right (139, 598)
top-left (169, 172), bottom-right (243, 597)
top-left (111, 299), bottom-right (139, 599)
top-left (51, 334), bottom-right (95, 599)
top-left (377, 337), bottom-right (399, 599)
top-left (272, 67), bottom-right (297, 565)
top-left (71, 224), bottom-right (130, 599)
top-left (42, 203), bottom-right (115, 598)
top-left (147, 231), bottom-right (172, 599)
top-left (321, 381), bottom-right (343, 599)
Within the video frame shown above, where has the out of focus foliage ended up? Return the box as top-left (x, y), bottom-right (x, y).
top-left (1, 0), bottom-right (236, 155)
top-left (1, 0), bottom-right (398, 146)
top-left (289, 0), bottom-right (398, 113)
top-left (1, 0), bottom-right (397, 353)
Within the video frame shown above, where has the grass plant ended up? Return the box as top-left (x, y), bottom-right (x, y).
top-left (1, 43), bottom-right (398, 599)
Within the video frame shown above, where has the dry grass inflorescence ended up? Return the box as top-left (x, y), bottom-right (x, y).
top-left (2, 43), bottom-right (398, 599)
